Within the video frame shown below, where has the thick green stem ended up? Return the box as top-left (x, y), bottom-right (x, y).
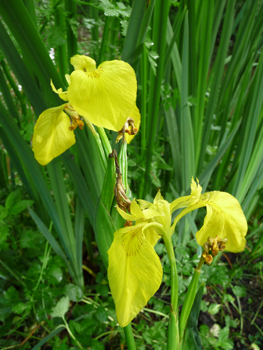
top-left (123, 323), bottom-right (137, 350)
top-left (163, 235), bottom-right (179, 349)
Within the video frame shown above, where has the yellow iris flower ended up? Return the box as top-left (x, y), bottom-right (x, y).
top-left (32, 55), bottom-right (139, 165)
top-left (108, 179), bottom-right (247, 327)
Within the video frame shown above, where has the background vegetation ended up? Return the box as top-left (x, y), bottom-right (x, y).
top-left (0, 0), bottom-right (263, 349)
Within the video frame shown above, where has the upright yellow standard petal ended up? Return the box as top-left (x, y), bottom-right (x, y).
top-left (32, 105), bottom-right (75, 165)
top-left (67, 56), bottom-right (137, 131)
top-left (71, 55), bottom-right (96, 71)
top-left (108, 224), bottom-right (163, 327)
top-left (196, 191), bottom-right (247, 252)
top-left (116, 198), bottom-right (142, 221)
top-left (170, 178), bottom-right (202, 212)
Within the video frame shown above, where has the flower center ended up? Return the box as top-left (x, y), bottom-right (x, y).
top-left (64, 104), bottom-right (84, 131)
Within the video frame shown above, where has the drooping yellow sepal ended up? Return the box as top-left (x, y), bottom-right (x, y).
top-left (67, 57), bottom-right (137, 131)
top-left (108, 224), bottom-right (162, 327)
top-left (32, 104), bottom-right (75, 165)
top-left (171, 179), bottom-right (247, 252)
top-left (195, 191), bottom-right (247, 252)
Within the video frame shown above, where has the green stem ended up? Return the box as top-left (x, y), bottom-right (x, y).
top-left (123, 323), bottom-right (137, 350)
top-left (63, 317), bottom-right (83, 349)
top-left (163, 235), bottom-right (179, 350)
top-left (179, 256), bottom-right (205, 343)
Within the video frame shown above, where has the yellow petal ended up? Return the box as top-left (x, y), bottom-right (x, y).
top-left (143, 226), bottom-right (160, 247)
top-left (130, 199), bottom-right (144, 217)
top-left (154, 190), bottom-right (164, 203)
top-left (196, 191), bottom-right (247, 252)
top-left (116, 199), bottom-right (142, 221)
top-left (125, 104), bottom-right (141, 144)
top-left (65, 74), bottom-right (71, 85)
top-left (32, 105), bottom-right (75, 165)
top-left (67, 59), bottom-right (137, 131)
top-left (70, 55), bottom-right (96, 72)
top-left (142, 208), bottom-right (162, 220)
top-left (137, 199), bottom-right (153, 210)
top-left (150, 200), bottom-right (171, 230)
top-left (50, 80), bottom-right (68, 101)
top-left (108, 224), bottom-right (163, 327)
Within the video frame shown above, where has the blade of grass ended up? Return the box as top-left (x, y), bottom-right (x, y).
top-left (198, 0), bottom-right (235, 174)
top-left (164, 106), bottom-right (181, 192)
top-left (121, 0), bottom-right (148, 65)
top-left (232, 49), bottom-right (263, 199)
top-left (64, 0), bottom-right (78, 72)
top-left (0, 0), bottom-right (66, 97)
top-left (164, 7), bottom-right (186, 74)
top-left (62, 150), bottom-right (96, 226)
top-left (98, 16), bottom-right (111, 64)
top-left (166, 18), bottom-right (182, 98)
top-left (180, 13), bottom-right (195, 190)
top-left (28, 207), bottom-right (69, 267)
top-left (187, 0), bottom-right (197, 100)
top-left (143, 0), bottom-right (170, 197)
top-left (194, 0), bottom-right (214, 165)
top-left (53, 0), bottom-right (68, 82)
top-left (0, 19), bottom-right (46, 114)
top-left (47, 158), bottom-right (76, 260)
top-left (242, 161), bottom-right (263, 217)
top-left (198, 119), bottom-right (241, 191)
